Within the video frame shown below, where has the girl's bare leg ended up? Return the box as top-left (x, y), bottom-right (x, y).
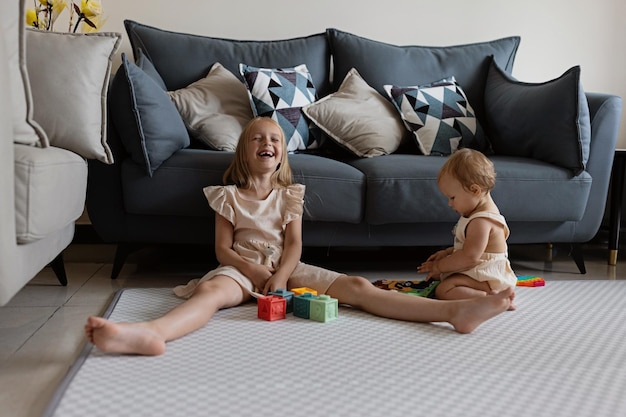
top-left (85, 276), bottom-right (249, 355)
top-left (325, 275), bottom-right (514, 334)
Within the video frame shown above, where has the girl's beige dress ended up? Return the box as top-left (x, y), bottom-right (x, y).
top-left (173, 184), bottom-right (342, 298)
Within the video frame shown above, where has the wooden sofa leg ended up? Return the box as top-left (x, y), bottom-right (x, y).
top-left (570, 244), bottom-right (586, 274)
top-left (111, 243), bottom-right (142, 279)
top-left (50, 253), bottom-right (68, 286)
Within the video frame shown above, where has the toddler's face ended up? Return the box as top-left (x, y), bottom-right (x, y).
top-left (438, 174), bottom-right (482, 217)
top-left (246, 120), bottom-right (284, 173)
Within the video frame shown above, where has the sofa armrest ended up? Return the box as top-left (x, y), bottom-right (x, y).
top-left (574, 92), bottom-right (623, 240)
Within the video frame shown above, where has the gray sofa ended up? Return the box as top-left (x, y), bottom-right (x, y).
top-left (86, 20), bottom-right (623, 277)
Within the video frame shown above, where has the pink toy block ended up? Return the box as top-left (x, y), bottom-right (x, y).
top-left (257, 295), bottom-right (286, 321)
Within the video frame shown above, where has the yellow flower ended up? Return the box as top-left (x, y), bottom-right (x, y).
top-left (80, 0), bottom-right (103, 18)
top-left (49, 0), bottom-right (69, 23)
top-left (25, 8), bottom-right (40, 28)
top-left (82, 14), bottom-right (107, 33)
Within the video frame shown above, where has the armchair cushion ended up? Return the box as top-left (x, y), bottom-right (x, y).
top-left (25, 29), bottom-right (121, 164)
top-left (14, 144), bottom-right (87, 244)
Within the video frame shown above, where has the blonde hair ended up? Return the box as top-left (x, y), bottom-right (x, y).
top-left (223, 117), bottom-right (293, 188)
top-left (438, 148), bottom-right (496, 192)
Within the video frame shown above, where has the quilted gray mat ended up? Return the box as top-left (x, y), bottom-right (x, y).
top-left (44, 281), bottom-right (626, 417)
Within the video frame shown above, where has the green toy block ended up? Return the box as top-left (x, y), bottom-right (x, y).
top-left (309, 295), bottom-right (338, 323)
top-left (294, 292), bottom-right (317, 319)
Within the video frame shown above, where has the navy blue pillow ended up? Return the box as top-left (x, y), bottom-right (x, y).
top-left (484, 57), bottom-right (591, 176)
top-left (110, 53), bottom-right (189, 176)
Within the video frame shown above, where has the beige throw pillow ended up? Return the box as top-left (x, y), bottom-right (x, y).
top-left (26, 30), bottom-right (121, 163)
top-left (168, 63), bottom-right (253, 151)
top-left (302, 68), bottom-right (405, 157)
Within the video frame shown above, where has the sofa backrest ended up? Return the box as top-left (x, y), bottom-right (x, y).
top-left (124, 20), bottom-right (332, 97)
top-left (326, 28), bottom-right (521, 127)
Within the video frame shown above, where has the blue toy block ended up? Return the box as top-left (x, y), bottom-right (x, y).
top-left (293, 292), bottom-right (317, 319)
top-left (268, 288), bottom-right (294, 313)
top-left (309, 295), bottom-right (338, 323)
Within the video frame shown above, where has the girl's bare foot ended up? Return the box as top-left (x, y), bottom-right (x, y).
top-left (85, 317), bottom-right (166, 356)
top-left (449, 287), bottom-right (515, 334)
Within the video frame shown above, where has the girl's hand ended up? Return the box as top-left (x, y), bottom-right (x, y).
top-left (262, 272), bottom-right (289, 295)
top-left (245, 263), bottom-right (275, 291)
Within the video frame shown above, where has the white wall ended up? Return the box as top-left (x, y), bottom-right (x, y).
top-left (99, 0), bottom-right (625, 147)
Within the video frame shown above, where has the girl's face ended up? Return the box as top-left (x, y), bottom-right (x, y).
top-left (246, 119), bottom-right (284, 174)
top-left (438, 174), bottom-right (482, 218)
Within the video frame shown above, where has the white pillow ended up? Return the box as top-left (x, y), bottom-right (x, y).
top-left (25, 29), bottom-right (121, 163)
top-left (302, 68), bottom-right (405, 157)
top-left (168, 63), bottom-right (253, 151)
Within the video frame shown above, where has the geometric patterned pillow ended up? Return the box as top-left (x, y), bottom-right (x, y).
top-left (384, 77), bottom-right (479, 156)
top-left (240, 63), bottom-right (318, 152)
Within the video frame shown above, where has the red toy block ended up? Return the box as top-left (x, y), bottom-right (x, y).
top-left (257, 295), bottom-right (286, 321)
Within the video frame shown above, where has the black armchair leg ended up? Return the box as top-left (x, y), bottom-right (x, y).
top-left (111, 243), bottom-right (142, 279)
top-left (570, 244), bottom-right (586, 274)
top-left (50, 253), bottom-right (68, 286)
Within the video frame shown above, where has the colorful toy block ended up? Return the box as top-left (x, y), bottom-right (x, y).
top-left (516, 275), bottom-right (545, 287)
top-left (293, 292), bottom-right (317, 319)
top-left (268, 288), bottom-right (294, 313)
top-left (309, 295), bottom-right (338, 323)
top-left (290, 287), bottom-right (318, 296)
top-left (257, 295), bottom-right (286, 321)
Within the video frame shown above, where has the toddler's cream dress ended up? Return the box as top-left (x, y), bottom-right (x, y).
top-left (440, 211), bottom-right (517, 291)
top-left (173, 184), bottom-right (342, 298)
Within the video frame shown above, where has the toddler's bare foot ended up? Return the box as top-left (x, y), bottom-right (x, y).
top-left (449, 287), bottom-right (515, 334)
top-left (85, 316), bottom-right (166, 356)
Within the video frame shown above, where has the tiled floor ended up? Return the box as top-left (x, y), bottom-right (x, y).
top-left (1, 238), bottom-right (624, 417)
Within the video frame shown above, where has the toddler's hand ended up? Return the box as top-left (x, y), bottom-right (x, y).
top-left (418, 261), bottom-right (441, 281)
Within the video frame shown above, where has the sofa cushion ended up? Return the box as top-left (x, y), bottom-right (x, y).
top-left (14, 144), bottom-right (87, 244)
top-left (326, 29), bottom-right (520, 128)
top-left (110, 53), bottom-right (190, 177)
top-left (384, 77), bottom-right (481, 156)
top-left (303, 68), bottom-right (405, 158)
top-left (168, 63), bottom-right (253, 152)
top-left (240, 63), bottom-right (318, 151)
top-left (484, 58), bottom-right (591, 176)
top-left (121, 151), bottom-right (365, 224)
top-left (1, 0), bottom-right (47, 147)
top-left (26, 29), bottom-right (121, 164)
top-left (124, 20), bottom-right (332, 97)
top-left (348, 154), bottom-right (591, 225)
